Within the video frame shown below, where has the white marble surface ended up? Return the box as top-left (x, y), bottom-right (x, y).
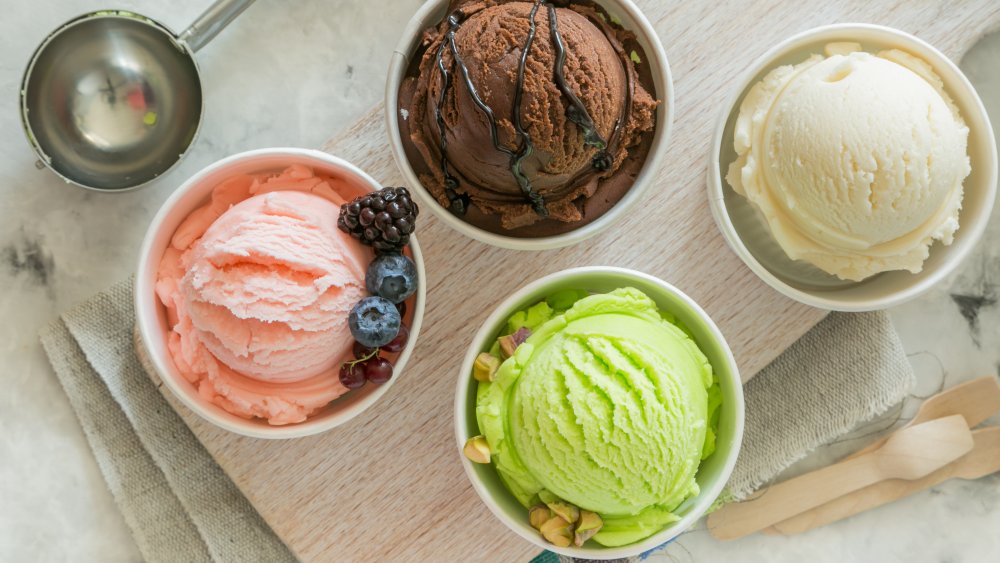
top-left (0, 1), bottom-right (997, 561)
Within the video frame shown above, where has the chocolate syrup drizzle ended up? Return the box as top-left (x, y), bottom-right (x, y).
top-left (546, 2), bottom-right (611, 171)
top-left (433, 25), bottom-right (469, 215)
top-left (509, 0), bottom-right (546, 216)
top-left (432, 0), bottom-right (616, 217)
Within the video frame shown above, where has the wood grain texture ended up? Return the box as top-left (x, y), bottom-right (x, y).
top-left (171, 2), bottom-right (1000, 561)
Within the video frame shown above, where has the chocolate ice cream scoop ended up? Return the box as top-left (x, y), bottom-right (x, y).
top-left (399, 0), bottom-right (658, 235)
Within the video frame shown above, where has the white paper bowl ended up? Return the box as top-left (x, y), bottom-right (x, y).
top-left (135, 148), bottom-right (426, 439)
top-left (454, 267), bottom-right (744, 559)
top-left (386, 0), bottom-right (673, 250)
top-left (708, 24), bottom-right (997, 311)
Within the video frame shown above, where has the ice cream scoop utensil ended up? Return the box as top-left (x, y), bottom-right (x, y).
top-left (707, 415), bottom-right (974, 540)
top-left (766, 426), bottom-right (1000, 535)
top-left (763, 375), bottom-right (1000, 535)
top-left (20, 0), bottom-right (254, 191)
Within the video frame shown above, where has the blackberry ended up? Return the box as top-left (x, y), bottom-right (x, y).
top-left (338, 187), bottom-right (419, 254)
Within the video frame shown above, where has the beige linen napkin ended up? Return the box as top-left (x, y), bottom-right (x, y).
top-left (40, 278), bottom-right (913, 562)
top-left (40, 278), bottom-right (295, 563)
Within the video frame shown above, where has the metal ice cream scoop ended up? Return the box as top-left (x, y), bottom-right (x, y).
top-left (19, 0), bottom-right (254, 191)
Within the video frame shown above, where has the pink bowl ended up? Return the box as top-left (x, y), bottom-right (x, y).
top-left (134, 148), bottom-right (426, 439)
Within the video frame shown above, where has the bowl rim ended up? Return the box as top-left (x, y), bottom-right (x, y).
top-left (384, 0), bottom-right (675, 251)
top-left (134, 147), bottom-right (427, 439)
top-left (452, 266), bottom-right (745, 559)
top-left (707, 23), bottom-right (998, 312)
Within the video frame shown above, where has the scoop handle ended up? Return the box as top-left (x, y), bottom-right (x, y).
top-left (178, 0), bottom-right (255, 53)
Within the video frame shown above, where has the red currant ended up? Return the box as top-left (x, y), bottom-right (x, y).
top-left (338, 363), bottom-right (366, 389)
top-left (382, 325), bottom-right (409, 354)
top-left (353, 341), bottom-right (374, 359)
top-left (364, 357), bottom-right (394, 384)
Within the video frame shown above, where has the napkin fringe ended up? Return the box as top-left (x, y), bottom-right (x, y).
top-left (725, 311), bottom-right (914, 500)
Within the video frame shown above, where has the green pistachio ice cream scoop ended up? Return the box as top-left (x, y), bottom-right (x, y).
top-left (476, 287), bottom-right (721, 547)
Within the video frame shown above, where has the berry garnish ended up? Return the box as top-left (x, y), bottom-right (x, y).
top-left (348, 296), bottom-right (401, 348)
top-left (339, 363), bottom-right (367, 389)
top-left (364, 357), bottom-right (394, 384)
top-left (338, 187), bottom-right (419, 255)
top-left (366, 254), bottom-right (418, 304)
top-left (353, 341), bottom-right (375, 359)
top-left (381, 325), bottom-right (409, 354)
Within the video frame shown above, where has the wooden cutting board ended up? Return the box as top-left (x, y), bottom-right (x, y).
top-left (167, 1), bottom-right (1000, 560)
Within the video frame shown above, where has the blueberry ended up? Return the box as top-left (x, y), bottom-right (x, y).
top-left (366, 254), bottom-right (418, 304)
top-left (348, 296), bottom-right (401, 348)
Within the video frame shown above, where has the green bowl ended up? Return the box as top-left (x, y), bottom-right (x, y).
top-left (453, 266), bottom-right (745, 559)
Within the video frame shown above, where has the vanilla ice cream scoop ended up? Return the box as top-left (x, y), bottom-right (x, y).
top-left (727, 44), bottom-right (970, 281)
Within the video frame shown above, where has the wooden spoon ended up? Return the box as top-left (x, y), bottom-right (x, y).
top-left (848, 377), bottom-right (1000, 458)
top-left (707, 415), bottom-right (974, 540)
top-left (767, 426), bottom-right (1000, 535)
top-left (764, 376), bottom-right (1000, 535)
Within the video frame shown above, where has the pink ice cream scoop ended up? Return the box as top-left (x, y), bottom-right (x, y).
top-left (156, 165), bottom-right (370, 425)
